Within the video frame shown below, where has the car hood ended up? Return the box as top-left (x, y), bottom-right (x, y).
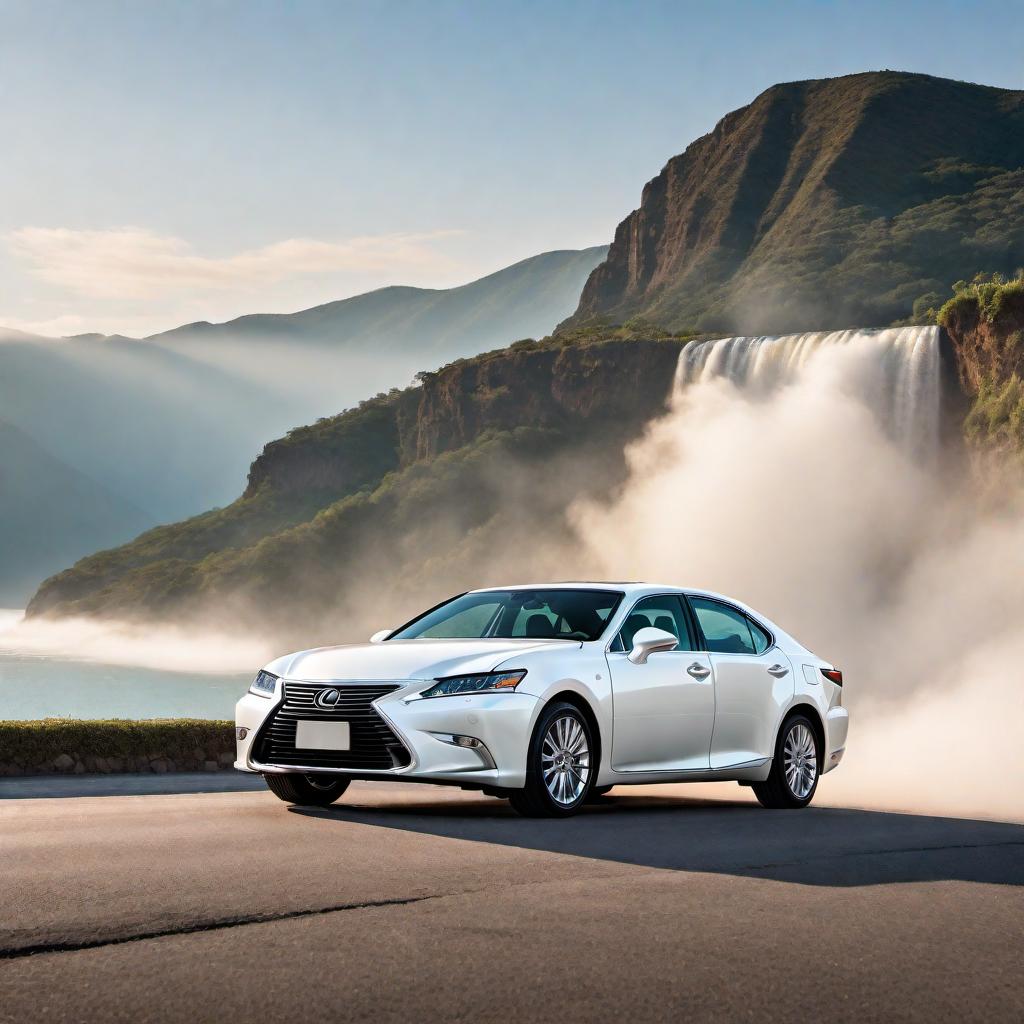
top-left (265, 638), bottom-right (569, 683)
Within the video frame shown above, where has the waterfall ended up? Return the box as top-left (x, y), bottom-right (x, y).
top-left (674, 326), bottom-right (942, 461)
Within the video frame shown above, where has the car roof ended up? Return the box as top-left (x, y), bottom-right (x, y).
top-left (469, 582), bottom-right (690, 595)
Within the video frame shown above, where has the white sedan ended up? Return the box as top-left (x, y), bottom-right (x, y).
top-left (235, 583), bottom-right (848, 816)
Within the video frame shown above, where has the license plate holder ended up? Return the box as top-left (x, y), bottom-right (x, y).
top-left (295, 720), bottom-right (351, 751)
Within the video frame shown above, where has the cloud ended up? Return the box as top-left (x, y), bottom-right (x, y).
top-left (6, 226), bottom-right (465, 301)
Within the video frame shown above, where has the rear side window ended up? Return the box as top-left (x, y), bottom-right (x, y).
top-left (690, 597), bottom-right (756, 655)
top-left (616, 596), bottom-right (695, 652)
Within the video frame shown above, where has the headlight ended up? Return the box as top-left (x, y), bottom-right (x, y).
top-left (249, 670), bottom-right (279, 698)
top-left (418, 670), bottom-right (526, 699)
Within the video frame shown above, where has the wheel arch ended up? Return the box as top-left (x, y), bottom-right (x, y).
top-left (779, 701), bottom-right (826, 768)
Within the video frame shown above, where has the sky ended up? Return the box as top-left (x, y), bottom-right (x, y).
top-left (1, 0), bottom-right (1022, 338)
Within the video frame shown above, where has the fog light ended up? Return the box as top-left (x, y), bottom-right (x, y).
top-left (429, 732), bottom-right (496, 768)
top-left (236, 727), bottom-right (248, 740)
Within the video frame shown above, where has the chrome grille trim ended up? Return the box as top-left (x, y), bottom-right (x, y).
top-left (253, 680), bottom-right (412, 771)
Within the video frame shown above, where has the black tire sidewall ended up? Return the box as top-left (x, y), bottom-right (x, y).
top-left (525, 702), bottom-right (595, 816)
top-left (264, 772), bottom-right (350, 806)
top-left (776, 714), bottom-right (820, 807)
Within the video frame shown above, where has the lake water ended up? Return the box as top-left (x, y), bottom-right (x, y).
top-left (0, 654), bottom-right (249, 720)
top-left (0, 609), bottom-right (256, 720)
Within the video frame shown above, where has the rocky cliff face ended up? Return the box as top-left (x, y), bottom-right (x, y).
top-left (566, 72), bottom-right (1024, 335)
top-left (941, 290), bottom-right (1024, 396)
top-left (398, 341), bottom-right (683, 463)
top-left (939, 280), bottom-right (1024, 459)
top-left (241, 339), bottom-right (684, 498)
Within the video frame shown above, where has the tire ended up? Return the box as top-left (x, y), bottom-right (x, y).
top-left (752, 714), bottom-right (820, 809)
top-left (587, 785), bottom-right (614, 802)
top-left (263, 772), bottom-right (351, 807)
top-left (509, 701), bottom-right (595, 817)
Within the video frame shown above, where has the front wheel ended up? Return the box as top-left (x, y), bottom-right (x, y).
top-left (509, 702), bottom-right (595, 817)
top-left (752, 714), bottom-right (820, 809)
top-left (264, 772), bottom-right (351, 807)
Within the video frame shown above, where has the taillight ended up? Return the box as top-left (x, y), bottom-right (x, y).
top-left (820, 667), bottom-right (843, 686)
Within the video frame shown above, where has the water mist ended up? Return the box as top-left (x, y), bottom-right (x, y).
top-left (572, 327), bottom-right (1024, 822)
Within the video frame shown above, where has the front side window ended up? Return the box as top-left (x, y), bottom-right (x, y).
top-left (616, 595), bottom-right (695, 652)
top-left (390, 589), bottom-right (623, 642)
top-left (690, 597), bottom-right (756, 655)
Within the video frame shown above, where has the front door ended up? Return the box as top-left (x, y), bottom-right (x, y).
top-left (688, 596), bottom-right (794, 769)
top-left (607, 595), bottom-right (715, 772)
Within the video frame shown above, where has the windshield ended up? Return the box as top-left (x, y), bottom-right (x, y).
top-left (390, 589), bottom-right (624, 642)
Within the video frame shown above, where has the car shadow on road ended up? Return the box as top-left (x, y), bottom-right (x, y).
top-left (291, 789), bottom-right (1024, 889)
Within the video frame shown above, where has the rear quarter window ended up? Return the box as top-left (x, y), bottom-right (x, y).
top-left (747, 617), bottom-right (772, 655)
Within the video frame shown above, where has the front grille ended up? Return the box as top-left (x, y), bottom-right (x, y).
top-left (254, 681), bottom-right (411, 771)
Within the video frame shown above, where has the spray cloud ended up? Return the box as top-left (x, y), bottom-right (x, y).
top-left (571, 328), bottom-right (1024, 821)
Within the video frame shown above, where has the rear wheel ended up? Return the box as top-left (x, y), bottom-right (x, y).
top-left (264, 772), bottom-right (351, 806)
top-left (509, 702), bottom-right (595, 817)
top-left (753, 714), bottom-right (819, 809)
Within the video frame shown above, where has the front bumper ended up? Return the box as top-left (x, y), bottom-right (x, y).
top-left (236, 680), bottom-right (541, 789)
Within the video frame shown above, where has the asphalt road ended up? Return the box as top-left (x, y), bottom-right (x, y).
top-left (1, 779), bottom-right (1022, 1023)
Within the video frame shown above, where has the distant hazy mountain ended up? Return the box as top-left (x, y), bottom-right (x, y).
top-left (0, 246), bottom-right (606, 601)
top-left (144, 246), bottom-right (609, 354)
top-left (0, 331), bottom-right (286, 521)
top-left (564, 72), bottom-right (1024, 334)
top-left (0, 419), bottom-right (149, 604)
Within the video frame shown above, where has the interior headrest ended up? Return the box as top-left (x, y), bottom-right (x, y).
top-left (525, 613), bottom-right (555, 638)
top-left (653, 615), bottom-right (676, 636)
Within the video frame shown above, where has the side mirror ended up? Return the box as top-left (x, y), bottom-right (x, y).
top-left (369, 630), bottom-right (392, 644)
top-left (628, 626), bottom-right (678, 665)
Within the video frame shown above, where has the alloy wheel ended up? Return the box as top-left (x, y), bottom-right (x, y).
top-left (783, 723), bottom-right (817, 799)
top-left (541, 714), bottom-right (591, 806)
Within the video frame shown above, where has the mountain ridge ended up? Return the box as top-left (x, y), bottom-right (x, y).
top-left (563, 71), bottom-right (1024, 335)
top-left (40, 246), bottom-right (607, 353)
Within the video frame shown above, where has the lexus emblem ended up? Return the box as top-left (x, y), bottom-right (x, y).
top-left (313, 688), bottom-right (341, 710)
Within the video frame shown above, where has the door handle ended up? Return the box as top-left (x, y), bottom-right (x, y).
top-left (767, 664), bottom-right (789, 677)
top-left (687, 662), bottom-right (711, 679)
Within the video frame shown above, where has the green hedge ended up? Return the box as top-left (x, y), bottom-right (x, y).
top-left (0, 719), bottom-right (235, 776)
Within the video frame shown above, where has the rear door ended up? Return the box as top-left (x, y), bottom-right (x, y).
top-left (607, 595), bottom-right (715, 772)
top-left (687, 596), bottom-right (794, 769)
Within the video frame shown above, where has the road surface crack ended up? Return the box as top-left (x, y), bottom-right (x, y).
top-left (0, 893), bottom-right (444, 961)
